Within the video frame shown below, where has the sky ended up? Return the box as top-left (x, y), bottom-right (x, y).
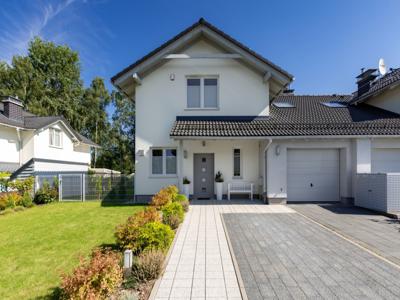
top-left (1, 0), bottom-right (400, 98)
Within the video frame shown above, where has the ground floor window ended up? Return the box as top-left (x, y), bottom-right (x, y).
top-left (151, 148), bottom-right (177, 175)
top-left (233, 148), bottom-right (241, 178)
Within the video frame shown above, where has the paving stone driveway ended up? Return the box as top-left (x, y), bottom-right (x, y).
top-left (291, 204), bottom-right (400, 265)
top-left (223, 213), bottom-right (400, 300)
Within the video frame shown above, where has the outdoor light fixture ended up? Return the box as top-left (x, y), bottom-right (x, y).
top-left (169, 73), bottom-right (175, 81)
top-left (202, 141), bottom-right (206, 147)
top-left (137, 149), bottom-right (144, 156)
top-left (275, 145), bottom-right (280, 156)
top-left (183, 150), bottom-right (188, 159)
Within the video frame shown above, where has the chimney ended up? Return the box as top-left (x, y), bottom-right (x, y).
top-left (356, 68), bottom-right (378, 98)
top-left (2, 96), bottom-right (24, 122)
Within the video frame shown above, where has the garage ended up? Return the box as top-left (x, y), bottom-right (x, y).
top-left (287, 149), bottom-right (340, 202)
top-left (372, 148), bottom-right (400, 173)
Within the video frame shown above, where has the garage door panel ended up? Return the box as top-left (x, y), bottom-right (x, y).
top-left (372, 149), bottom-right (400, 173)
top-left (287, 149), bottom-right (339, 202)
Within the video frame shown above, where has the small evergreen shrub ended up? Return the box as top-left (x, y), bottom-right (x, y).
top-left (0, 192), bottom-right (22, 210)
top-left (130, 250), bottom-right (165, 283)
top-left (21, 192), bottom-right (34, 208)
top-left (34, 180), bottom-right (58, 204)
top-left (60, 248), bottom-right (123, 300)
top-left (173, 194), bottom-right (189, 212)
top-left (161, 202), bottom-right (184, 229)
top-left (135, 222), bottom-right (174, 253)
top-left (164, 185), bottom-right (178, 200)
top-left (149, 190), bottom-right (171, 209)
top-left (115, 208), bottom-right (161, 251)
top-left (8, 177), bottom-right (34, 194)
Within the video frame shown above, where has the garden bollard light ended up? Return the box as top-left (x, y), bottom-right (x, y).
top-left (123, 249), bottom-right (133, 277)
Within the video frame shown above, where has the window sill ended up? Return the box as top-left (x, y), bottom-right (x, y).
top-left (149, 175), bottom-right (178, 179)
top-left (232, 176), bottom-right (243, 180)
top-left (184, 107), bottom-right (220, 111)
top-left (49, 145), bottom-right (63, 149)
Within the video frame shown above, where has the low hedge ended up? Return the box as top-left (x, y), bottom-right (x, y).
top-left (161, 202), bottom-right (184, 229)
top-left (173, 194), bottom-right (189, 212)
top-left (135, 222), bottom-right (174, 253)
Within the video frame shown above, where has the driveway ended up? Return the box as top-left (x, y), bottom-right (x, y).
top-left (291, 204), bottom-right (400, 265)
top-left (223, 212), bottom-right (400, 299)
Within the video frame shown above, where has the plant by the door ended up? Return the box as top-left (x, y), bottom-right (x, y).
top-left (182, 177), bottom-right (190, 199)
top-left (215, 171), bottom-right (224, 200)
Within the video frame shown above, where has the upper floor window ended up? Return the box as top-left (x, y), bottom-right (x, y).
top-left (187, 77), bottom-right (218, 109)
top-left (49, 128), bottom-right (62, 148)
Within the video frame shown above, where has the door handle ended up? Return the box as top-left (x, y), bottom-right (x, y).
top-left (310, 183), bottom-right (313, 187)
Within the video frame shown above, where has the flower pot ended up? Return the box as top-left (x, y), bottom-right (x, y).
top-left (215, 182), bottom-right (223, 200)
top-left (183, 184), bottom-right (190, 199)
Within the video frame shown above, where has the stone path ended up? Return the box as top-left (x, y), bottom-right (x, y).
top-left (152, 200), bottom-right (294, 300)
top-left (291, 204), bottom-right (400, 266)
top-left (223, 213), bottom-right (400, 300)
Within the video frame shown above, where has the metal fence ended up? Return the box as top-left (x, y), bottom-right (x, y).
top-left (35, 174), bottom-right (135, 203)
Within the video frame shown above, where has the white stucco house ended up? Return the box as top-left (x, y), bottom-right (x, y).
top-left (112, 18), bottom-right (400, 204)
top-left (0, 96), bottom-right (98, 179)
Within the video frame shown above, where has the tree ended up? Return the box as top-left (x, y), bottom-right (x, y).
top-left (2, 37), bottom-right (83, 129)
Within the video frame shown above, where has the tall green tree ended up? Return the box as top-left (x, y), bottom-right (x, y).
top-left (2, 37), bottom-right (83, 129)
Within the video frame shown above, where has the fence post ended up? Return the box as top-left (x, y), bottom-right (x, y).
top-left (82, 174), bottom-right (85, 202)
top-left (58, 174), bottom-right (62, 202)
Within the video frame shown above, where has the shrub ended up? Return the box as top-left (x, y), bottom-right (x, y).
top-left (161, 202), bottom-right (184, 229)
top-left (130, 250), bottom-right (165, 283)
top-left (34, 180), bottom-right (58, 204)
top-left (21, 192), bottom-right (34, 208)
top-left (8, 177), bottom-right (34, 194)
top-left (164, 185), bottom-right (178, 200)
top-left (0, 172), bottom-right (10, 192)
top-left (60, 248), bottom-right (123, 300)
top-left (173, 194), bottom-right (189, 212)
top-left (115, 208), bottom-right (161, 251)
top-left (149, 190), bottom-right (171, 209)
top-left (0, 192), bottom-right (22, 210)
top-left (135, 222), bottom-right (174, 253)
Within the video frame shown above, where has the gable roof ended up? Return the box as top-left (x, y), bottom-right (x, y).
top-left (170, 95), bottom-right (400, 137)
top-left (0, 102), bottom-right (99, 147)
top-left (350, 68), bottom-right (400, 105)
top-left (111, 18), bottom-right (293, 98)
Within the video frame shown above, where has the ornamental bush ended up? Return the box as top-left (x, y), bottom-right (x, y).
top-left (173, 194), bottom-right (189, 212)
top-left (8, 177), bottom-right (34, 194)
top-left (60, 248), bottom-right (123, 300)
top-left (130, 249), bottom-right (165, 283)
top-left (150, 185), bottom-right (179, 209)
top-left (33, 180), bottom-right (58, 204)
top-left (0, 192), bottom-right (22, 210)
top-left (21, 192), bottom-right (34, 208)
top-left (135, 222), bottom-right (174, 253)
top-left (161, 202), bottom-right (184, 229)
top-left (115, 208), bottom-right (162, 251)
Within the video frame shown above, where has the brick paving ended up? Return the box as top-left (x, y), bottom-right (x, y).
top-left (223, 213), bottom-right (400, 300)
top-left (152, 200), bottom-right (294, 300)
top-left (291, 204), bottom-right (400, 266)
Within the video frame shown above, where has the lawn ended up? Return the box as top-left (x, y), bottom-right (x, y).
top-left (0, 202), bottom-right (145, 300)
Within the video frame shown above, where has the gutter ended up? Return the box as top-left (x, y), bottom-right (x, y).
top-left (16, 128), bottom-right (22, 166)
top-left (263, 138), bottom-right (273, 193)
top-left (171, 134), bottom-right (400, 140)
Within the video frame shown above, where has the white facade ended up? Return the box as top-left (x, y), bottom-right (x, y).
top-left (124, 24), bottom-right (400, 203)
top-left (0, 121), bottom-right (91, 174)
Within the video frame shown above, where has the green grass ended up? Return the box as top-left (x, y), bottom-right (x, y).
top-left (0, 202), bottom-right (145, 300)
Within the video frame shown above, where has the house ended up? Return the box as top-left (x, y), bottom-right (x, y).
top-left (112, 18), bottom-right (400, 204)
top-left (0, 96), bottom-right (98, 179)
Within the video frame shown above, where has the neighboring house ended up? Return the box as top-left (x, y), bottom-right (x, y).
top-left (0, 96), bottom-right (98, 179)
top-left (112, 18), bottom-right (400, 203)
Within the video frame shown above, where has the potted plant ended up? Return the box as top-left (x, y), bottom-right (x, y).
top-left (215, 171), bottom-right (224, 200)
top-left (182, 177), bottom-right (190, 199)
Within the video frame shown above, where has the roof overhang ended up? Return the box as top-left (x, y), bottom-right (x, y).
top-left (111, 19), bottom-right (293, 99)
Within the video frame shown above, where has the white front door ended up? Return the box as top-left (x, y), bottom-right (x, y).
top-left (372, 148), bottom-right (400, 173)
top-left (287, 149), bottom-right (340, 202)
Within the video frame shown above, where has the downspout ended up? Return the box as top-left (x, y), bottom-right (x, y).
top-left (263, 138), bottom-right (273, 196)
top-left (16, 128), bottom-right (22, 166)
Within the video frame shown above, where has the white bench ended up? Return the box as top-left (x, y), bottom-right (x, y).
top-left (227, 182), bottom-right (254, 200)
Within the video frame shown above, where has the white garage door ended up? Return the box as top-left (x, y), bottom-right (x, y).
top-left (287, 149), bottom-right (340, 202)
top-left (372, 149), bottom-right (400, 173)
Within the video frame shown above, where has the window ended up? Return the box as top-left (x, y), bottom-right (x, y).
top-left (49, 128), bottom-right (62, 148)
top-left (273, 102), bottom-right (295, 108)
top-left (187, 77), bottom-right (218, 109)
top-left (151, 148), bottom-right (177, 176)
top-left (233, 148), bottom-right (241, 177)
top-left (321, 102), bottom-right (347, 108)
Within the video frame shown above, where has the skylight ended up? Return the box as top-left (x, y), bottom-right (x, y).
top-left (273, 102), bottom-right (295, 108)
top-left (321, 102), bottom-right (347, 108)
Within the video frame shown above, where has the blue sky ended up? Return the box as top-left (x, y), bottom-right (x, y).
top-left (1, 0), bottom-right (400, 97)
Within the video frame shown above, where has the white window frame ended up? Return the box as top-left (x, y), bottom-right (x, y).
top-left (150, 147), bottom-right (178, 177)
top-left (232, 147), bottom-right (242, 179)
top-left (49, 128), bottom-right (63, 149)
top-left (186, 75), bottom-right (219, 110)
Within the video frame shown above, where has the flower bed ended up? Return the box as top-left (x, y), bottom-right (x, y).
top-left (59, 185), bottom-right (189, 300)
